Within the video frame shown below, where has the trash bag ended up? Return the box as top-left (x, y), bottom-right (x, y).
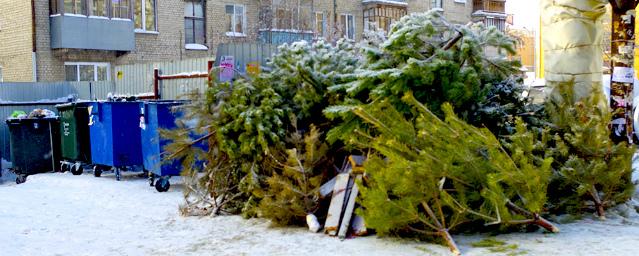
top-left (10, 111), bottom-right (27, 119)
top-left (28, 109), bottom-right (57, 118)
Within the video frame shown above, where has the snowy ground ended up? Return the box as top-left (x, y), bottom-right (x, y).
top-left (2, 170), bottom-right (639, 256)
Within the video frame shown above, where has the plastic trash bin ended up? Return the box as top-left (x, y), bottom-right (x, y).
top-left (140, 101), bottom-right (184, 192)
top-left (6, 117), bottom-right (61, 184)
top-left (57, 102), bottom-right (92, 175)
top-left (141, 101), bottom-right (207, 192)
top-left (88, 101), bottom-right (143, 180)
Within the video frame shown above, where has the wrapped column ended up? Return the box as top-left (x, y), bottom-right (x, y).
top-left (541, 0), bottom-right (608, 100)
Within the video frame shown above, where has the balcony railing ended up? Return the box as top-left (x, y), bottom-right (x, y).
top-left (362, 0), bottom-right (408, 7)
top-left (50, 15), bottom-right (135, 51)
top-left (473, 0), bottom-right (505, 13)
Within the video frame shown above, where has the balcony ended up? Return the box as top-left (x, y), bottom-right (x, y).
top-left (473, 0), bottom-right (506, 13)
top-left (362, 0), bottom-right (408, 7)
top-left (50, 15), bottom-right (135, 51)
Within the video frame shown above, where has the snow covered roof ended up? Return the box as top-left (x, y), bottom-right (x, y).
top-left (472, 10), bottom-right (508, 18)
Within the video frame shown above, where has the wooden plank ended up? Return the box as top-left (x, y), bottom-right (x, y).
top-left (319, 176), bottom-right (337, 198)
top-left (324, 173), bottom-right (351, 236)
top-left (338, 174), bottom-right (362, 240)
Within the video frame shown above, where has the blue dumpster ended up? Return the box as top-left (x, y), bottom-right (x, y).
top-left (141, 101), bottom-right (183, 192)
top-left (88, 101), bottom-right (143, 180)
top-left (141, 101), bottom-right (207, 192)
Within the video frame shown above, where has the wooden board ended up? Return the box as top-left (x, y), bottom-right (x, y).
top-left (319, 176), bottom-right (337, 198)
top-left (324, 173), bottom-right (351, 236)
top-left (339, 174), bottom-right (362, 240)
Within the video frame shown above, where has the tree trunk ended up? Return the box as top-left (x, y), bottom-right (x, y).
top-left (439, 229), bottom-right (461, 256)
top-left (505, 201), bottom-right (560, 233)
top-left (590, 186), bottom-right (607, 220)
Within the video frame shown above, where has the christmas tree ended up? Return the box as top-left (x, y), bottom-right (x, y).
top-left (163, 40), bottom-right (360, 216)
top-left (545, 82), bottom-right (635, 219)
top-left (259, 126), bottom-right (332, 226)
top-left (325, 10), bottom-right (528, 145)
top-left (354, 93), bottom-right (557, 255)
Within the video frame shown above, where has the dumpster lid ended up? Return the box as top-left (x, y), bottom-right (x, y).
top-left (6, 116), bottom-right (59, 124)
top-left (56, 101), bottom-right (93, 109)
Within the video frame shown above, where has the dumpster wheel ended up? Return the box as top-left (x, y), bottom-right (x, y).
top-left (71, 164), bottom-right (83, 175)
top-left (93, 166), bottom-right (102, 177)
top-left (15, 175), bottom-right (26, 184)
top-left (155, 178), bottom-right (170, 192)
top-left (61, 163), bottom-right (69, 173)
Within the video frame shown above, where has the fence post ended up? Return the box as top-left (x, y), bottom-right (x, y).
top-left (207, 60), bottom-right (215, 86)
top-left (153, 68), bottom-right (160, 100)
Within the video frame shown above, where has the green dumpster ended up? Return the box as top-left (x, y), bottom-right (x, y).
top-left (6, 117), bottom-right (61, 184)
top-left (56, 102), bottom-right (92, 175)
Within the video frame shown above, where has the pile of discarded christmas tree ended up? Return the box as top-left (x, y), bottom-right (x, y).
top-left (161, 11), bottom-right (634, 255)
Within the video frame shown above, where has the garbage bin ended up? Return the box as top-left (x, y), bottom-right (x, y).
top-left (57, 102), bottom-right (92, 175)
top-left (141, 101), bottom-right (207, 192)
top-left (88, 101), bottom-right (143, 180)
top-left (140, 101), bottom-right (184, 192)
top-left (6, 117), bottom-right (61, 184)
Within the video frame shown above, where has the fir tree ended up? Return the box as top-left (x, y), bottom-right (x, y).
top-left (259, 126), bottom-right (331, 226)
top-left (161, 88), bottom-right (244, 216)
top-left (163, 40), bottom-right (360, 216)
top-left (325, 10), bottom-right (526, 144)
top-left (353, 93), bottom-right (557, 255)
top-left (545, 83), bottom-right (635, 219)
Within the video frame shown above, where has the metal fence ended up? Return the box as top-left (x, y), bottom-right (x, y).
top-left (114, 57), bottom-right (214, 99)
top-left (215, 43), bottom-right (278, 73)
top-left (0, 81), bottom-right (114, 102)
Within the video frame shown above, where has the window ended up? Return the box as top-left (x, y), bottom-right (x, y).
top-left (111, 0), bottom-right (130, 19)
top-left (51, 0), bottom-right (132, 18)
top-left (134, 0), bottom-right (157, 32)
top-left (50, 0), bottom-right (61, 15)
top-left (64, 63), bottom-right (110, 82)
top-left (485, 17), bottom-right (505, 32)
top-left (185, 0), bottom-right (206, 46)
top-left (64, 0), bottom-right (85, 15)
top-left (363, 5), bottom-right (407, 34)
top-left (275, 7), bottom-right (293, 30)
top-left (315, 12), bottom-right (326, 38)
top-left (431, 0), bottom-right (443, 9)
top-left (225, 5), bottom-right (245, 36)
top-left (90, 0), bottom-right (107, 16)
top-left (340, 14), bottom-right (354, 40)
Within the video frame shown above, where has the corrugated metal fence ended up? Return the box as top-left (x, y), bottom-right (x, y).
top-left (114, 57), bottom-right (214, 99)
top-left (0, 81), bottom-right (114, 102)
top-left (215, 43), bottom-right (278, 73)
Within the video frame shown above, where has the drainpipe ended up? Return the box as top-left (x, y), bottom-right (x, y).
top-left (31, 0), bottom-right (38, 81)
top-left (333, 0), bottom-right (337, 43)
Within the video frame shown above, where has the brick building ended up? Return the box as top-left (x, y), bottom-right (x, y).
top-left (0, 0), bottom-right (480, 82)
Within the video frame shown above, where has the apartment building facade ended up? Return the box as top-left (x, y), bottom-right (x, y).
top-left (0, 0), bottom-right (481, 82)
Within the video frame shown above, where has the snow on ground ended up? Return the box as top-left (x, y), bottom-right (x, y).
top-left (2, 171), bottom-right (639, 256)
